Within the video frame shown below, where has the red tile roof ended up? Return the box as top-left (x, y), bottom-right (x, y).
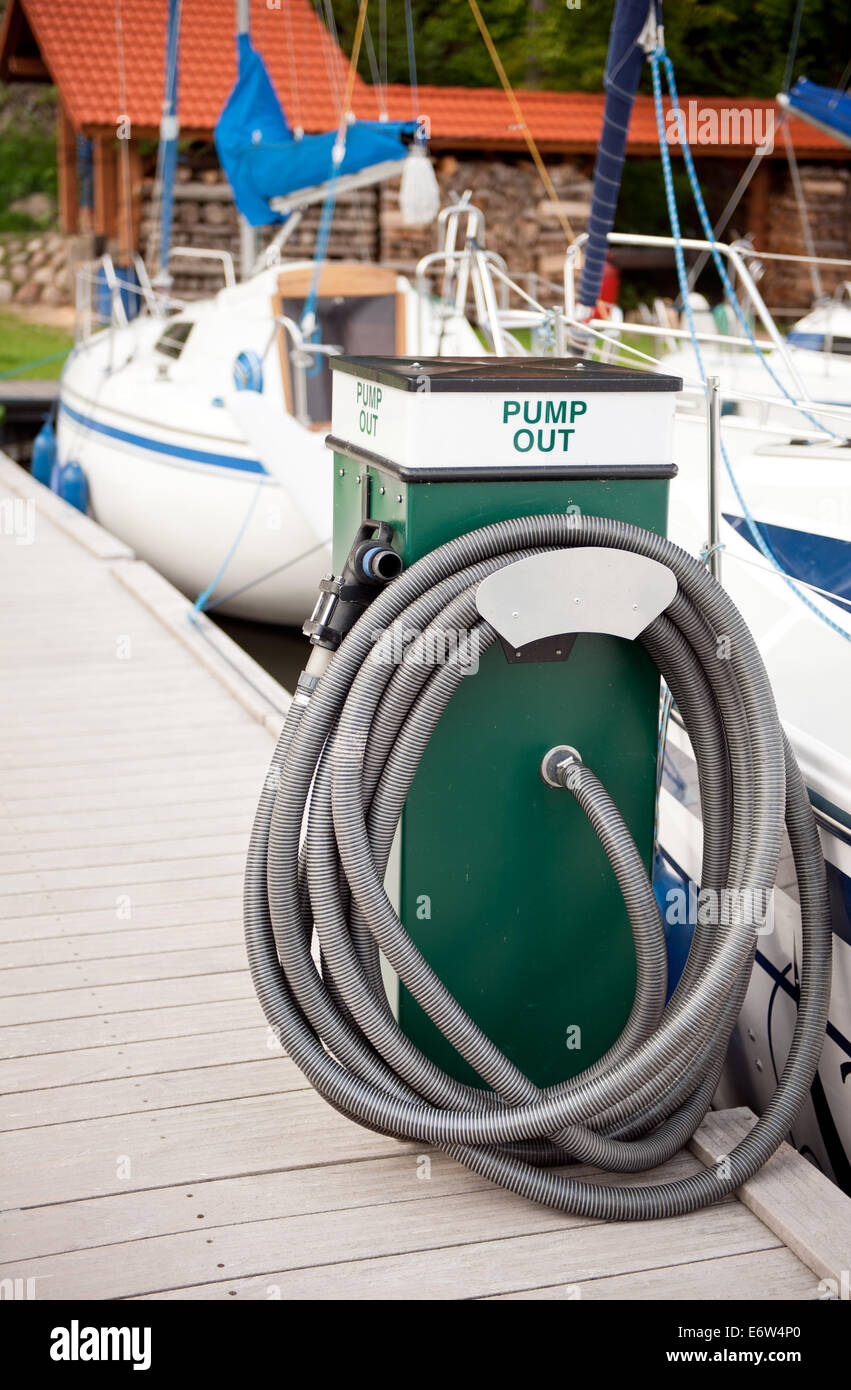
top-left (2, 0), bottom-right (365, 134)
top-left (1, 0), bottom-right (846, 157)
top-left (382, 85), bottom-right (845, 158)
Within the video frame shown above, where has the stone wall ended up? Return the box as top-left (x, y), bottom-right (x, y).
top-left (760, 164), bottom-right (851, 310)
top-left (3, 142), bottom-right (848, 316)
top-left (139, 146), bottom-right (383, 297)
top-left (0, 231), bottom-right (71, 309)
top-left (380, 153), bottom-right (592, 284)
top-left (138, 145), bottom-right (594, 299)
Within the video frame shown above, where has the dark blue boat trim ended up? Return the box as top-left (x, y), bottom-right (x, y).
top-left (59, 398), bottom-right (267, 475)
top-left (810, 790), bottom-right (851, 845)
top-left (657, 846), bottom-right (851, 1059)
top-left (756, 949), bottom-right (851, 1062)
top-left (724, 511), bottom-right (851, 613)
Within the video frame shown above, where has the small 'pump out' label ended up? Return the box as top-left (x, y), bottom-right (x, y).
top-left (356, 380), bottom-right (383, 439)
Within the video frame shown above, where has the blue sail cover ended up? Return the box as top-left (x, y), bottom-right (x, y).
top-left (786, 77), bottom-right (851, 148)
top-left (215, 35), bottom-right (417, 226)
top-left (577, 0), bottom-right (658, 312)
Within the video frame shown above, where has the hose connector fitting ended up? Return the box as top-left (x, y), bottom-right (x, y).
top-left (540, 744), bottom-right (583, 789)
top-left (303, 521), bottom-right (402, 651)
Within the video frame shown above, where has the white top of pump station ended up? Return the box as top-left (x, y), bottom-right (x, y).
top-left (328, 357), bottom-right (681, 480)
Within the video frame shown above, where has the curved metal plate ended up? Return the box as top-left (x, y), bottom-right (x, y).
top-left (475, 548), bottom-right (677, 652)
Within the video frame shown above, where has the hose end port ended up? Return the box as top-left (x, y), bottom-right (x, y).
top-left (540, 744), bottom-right (582, 788)
top-left (356, 543), bottom-right (403, 584)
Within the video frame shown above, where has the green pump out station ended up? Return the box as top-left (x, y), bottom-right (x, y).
top-left (324, 356), bottom-right (682, 1089)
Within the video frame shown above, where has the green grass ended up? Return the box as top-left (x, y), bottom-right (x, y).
top-left (0, 313), bottom-right (73, 380)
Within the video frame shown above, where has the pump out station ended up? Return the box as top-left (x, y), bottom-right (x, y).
top-left (322, 357), bottom-right (679, 1086)
top-left (245, 354), bottom-right (832, 1222)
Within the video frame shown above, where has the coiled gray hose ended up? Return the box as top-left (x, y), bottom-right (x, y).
top-left (245, 514), bottom-right (832, 1220)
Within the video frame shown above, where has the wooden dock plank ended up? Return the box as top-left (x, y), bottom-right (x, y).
top-left (3, 1151), bottom-right (495, 1265)
top-left (0, 851), bottom-right (248, 898)
top-left (136, 1205), bottom-right (785, 1303)
top-left (490, 1247), bottom-right (821, 1300)
top-left (0, 893), bottom-right (243, 945)
top-left (0, 997), bottom-right (262, 1060)
top-left (0, 969), bottom-right (254, 1027)
top-left (0, 1057), bottom-right (304, 1131)
top-left (0, 943), bottom-right (251, 997)
top-left (0, 1090), bottom-right (419, 1209)
top-left (691, 1108), bottom-right (851, 1287)
top-left (0, 921), bottom-right (244, 970)
top-left (1, 1168), bottom-right (768, 1302)
top-left (0, 872), bottom-right (245, 926)
top-left (0, 1020), bottom-right (271, 1093)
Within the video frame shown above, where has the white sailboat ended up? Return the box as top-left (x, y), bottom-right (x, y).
top-left (54, 1), bottom-right (479, 623)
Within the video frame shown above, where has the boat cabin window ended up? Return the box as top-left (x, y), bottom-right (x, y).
top-left (280, 292), bottom-right (397, 424)
top-left (155, 320), bottom-right (194, 360)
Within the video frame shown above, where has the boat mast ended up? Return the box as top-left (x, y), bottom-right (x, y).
top-left (148, 0), bottom-right (182, 283)
top-left (576, 0), bottom-right (659, 317)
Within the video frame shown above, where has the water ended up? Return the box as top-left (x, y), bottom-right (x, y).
top-left (210, 613), bottom-right (310, 695)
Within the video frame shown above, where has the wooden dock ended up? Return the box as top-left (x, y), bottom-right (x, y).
top-left (1, 452), bottom-right (849, 1302)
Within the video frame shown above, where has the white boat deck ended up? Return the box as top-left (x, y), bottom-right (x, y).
top-left (1, 452), bottom-right (849, 1301)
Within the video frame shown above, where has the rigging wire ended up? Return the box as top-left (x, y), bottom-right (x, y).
top-left (198, 537), bottom-right (331, 613)
top-left (113, 0), bottom-right (135, 265)
top-left (466, 0), bottom-right (575, 244)
top-left (781, 0), bottom-right (806, 96)
top-left (314, 0), bottom-right (344, 121)
top-left (192, 480), bottom-right (264, 614)
top-left (300, 0), bottom-right (371, 335)
top-left (340, 0), bottom-right (369, 120)
top-left (360, 3), bottom-right (386, 118)
top-left (659, 48), bottom-right (837, 440)
top-left (685, 121), bottom-right (784, 292)
top-left (780, 121), bottom-right (823, 301)
top-left (284, 0), bottom-right (304, 137)
top-left (650, 42), bottom-right (850, 645)
top-left (379, 0), bottom-right (387, 95)
top-left (829, 55), bottom-right (851, 106)
top-left (404, 0), bottom-right (419, 122)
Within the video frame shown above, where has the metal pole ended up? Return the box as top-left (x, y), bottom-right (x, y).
top-left (706, 375), bottom-right (722, 583)
top-left (239, 217), bottom-right (257, 282)
top-left (554, 312), bottom-right (567, 358)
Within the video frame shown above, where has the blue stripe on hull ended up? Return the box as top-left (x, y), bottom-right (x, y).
top-left (59, 398), bottom-right (267, 475)
top-left (656, 845), bottom-right (851, 1061)
top-left (724, 511), bottom-right (851, 612)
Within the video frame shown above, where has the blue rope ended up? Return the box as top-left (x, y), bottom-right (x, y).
top-left (659, 49), bottom-right (839, 442)
top-left (299, 136), bottom-right (347, 363)
top-left (192, 480), bottom-right (264, 613)
top-left (650, 46), bottom-right (851, 645)
top-left (0, 349), bottom-right (71, 379)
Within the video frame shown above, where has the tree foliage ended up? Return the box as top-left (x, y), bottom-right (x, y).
top-left (329, 0), bottom-right (851, 97)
